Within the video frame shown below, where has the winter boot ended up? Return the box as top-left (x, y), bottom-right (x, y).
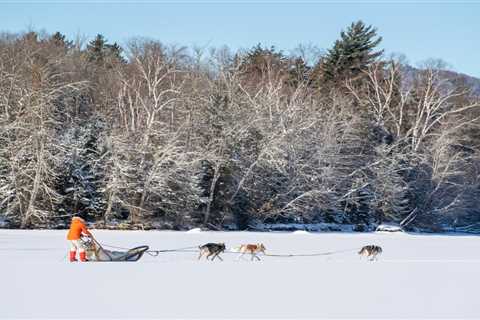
top-left (69, 250), bottom-right (77, 262)
top-left (79, 251), bottom-right (87, 262)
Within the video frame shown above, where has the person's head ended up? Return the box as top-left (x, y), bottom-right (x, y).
top-left (71, 216), bottom-right (85, 223)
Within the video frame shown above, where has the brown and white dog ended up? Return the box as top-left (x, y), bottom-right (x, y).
top-left (236, 243), bottom-right (266, 261)
top-left (358, 245), bottom-right (383, 261)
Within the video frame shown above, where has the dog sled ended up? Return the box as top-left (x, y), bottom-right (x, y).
top-left (81, 237), bottom-right (149, 262)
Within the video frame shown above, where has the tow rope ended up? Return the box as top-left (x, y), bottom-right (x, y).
top-left (98, 243), bottom-right (200, 257)
top-left (264, 247), bottom-right (360, 257)
top-left (98, 241), bottom-right (360, 258)
top-left (146, 246), bottom-right (200, 257)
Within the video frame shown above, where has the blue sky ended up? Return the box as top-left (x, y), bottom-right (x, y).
top-left (1, 1), bottom-right (479, 77)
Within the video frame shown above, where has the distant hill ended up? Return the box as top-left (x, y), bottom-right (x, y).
top-left (453, 71), bottom-right (480, 96)
top-left (402, 65), bottom-right (480, 97)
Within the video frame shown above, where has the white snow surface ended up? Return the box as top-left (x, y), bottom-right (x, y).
top-left (291, 230), bottom-right (311, 235)
top-left (376, 223), bottom-right (404, 232)
top-left (185, 227), bottom-right (202, 233)
top-left (1, 229), bottom-right (480, 319)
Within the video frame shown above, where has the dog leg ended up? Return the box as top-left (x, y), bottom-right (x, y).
top-left (198, 252), bottom-right (203, 260)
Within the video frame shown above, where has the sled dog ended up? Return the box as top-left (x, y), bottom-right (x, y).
top-left (198, 243), bottom-right (226, 261)
top-left (80, 236), bottom-right (100, 261)
top-left (358, 245), bottom-right (383, 261)
top-left (236, 243), bottom-right (266, 261)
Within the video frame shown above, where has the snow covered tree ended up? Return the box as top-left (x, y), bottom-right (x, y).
top-left (99, 39), bottom-right (203, 227)
top-left (0, 41), bottom-right (85, 227)
top-left (0, 28), bottom-right (479, 232)
top-left (57, 120), bottom-right (107, 221)
top-left (368, 146), bottom-right (411, 224)
top-left (0, 144), bottom-right (14, 222)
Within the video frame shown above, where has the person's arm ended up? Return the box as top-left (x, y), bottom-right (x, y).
top-left (81, 223), bottom-right (92, 237)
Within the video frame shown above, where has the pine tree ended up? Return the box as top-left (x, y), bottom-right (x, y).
top-left (87, 34), bottom-right (107, 64)
top-left (86, 34), bottom-right (124, 66)
top-left (240, 44), bottom-right (288, 81)
top-left (49, 32), bottom-right (72, 50)
top-left (318, 21), bottom-right (383, 83)
top-left (105, 42), bottom-right (124, 63)
top-left (57, 121), bottom-right (107, 221)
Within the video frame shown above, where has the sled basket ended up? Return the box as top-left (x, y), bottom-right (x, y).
top-left (98, 245), bottom-right (150, 262)
top-left (81, 238), bottom-right (149, 262)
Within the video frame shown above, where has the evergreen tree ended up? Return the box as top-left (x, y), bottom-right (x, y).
top-left (106, 42), bottom-right (124, 62)
top-left (49, 32), bottom-right (72, 50)
top-left (240, 44), bottom-right (288, 80)
top-left (318, 21), bottom-right (383, 83)
top-left (57, 121), bottom-right (106, 221)
top-left (86, 34), bottom-right (124, 66)
top-left (239, 44), bottom-right (311, 88)
top-left (87, 34), bottom-right (107, 64)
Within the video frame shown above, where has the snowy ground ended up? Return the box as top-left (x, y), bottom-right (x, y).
top-left (1, 229), bottom-right (480, 319)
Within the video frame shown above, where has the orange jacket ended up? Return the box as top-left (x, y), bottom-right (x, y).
top-left (67, 217), bottom-right (91, 240)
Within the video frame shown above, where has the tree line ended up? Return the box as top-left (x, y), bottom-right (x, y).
top-left (1, 21), bottom-right (479, 232)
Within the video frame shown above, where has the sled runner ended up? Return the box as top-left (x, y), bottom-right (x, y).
top-left (81, 237), bottom-right (149, 262)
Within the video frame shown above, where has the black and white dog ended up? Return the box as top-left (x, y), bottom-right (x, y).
top-left (198, 243), bottom-right (226, 261)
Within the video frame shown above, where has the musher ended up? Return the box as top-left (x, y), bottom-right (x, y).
top-left (67, 216), bottom-right (92, 262)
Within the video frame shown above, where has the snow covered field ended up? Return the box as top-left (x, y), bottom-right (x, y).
top-left (1, 229), bottom-right (480, 319)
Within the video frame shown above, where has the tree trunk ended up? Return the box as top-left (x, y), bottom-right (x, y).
top-left (21, 145), bottom-right (44, 228)
top-left (204, 163), bottom-right (221, 225)
top-left (104, 190), bottom-right (115, 223)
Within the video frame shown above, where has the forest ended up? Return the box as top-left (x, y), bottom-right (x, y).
top-left (1, 21), bottom-right (480, 232)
